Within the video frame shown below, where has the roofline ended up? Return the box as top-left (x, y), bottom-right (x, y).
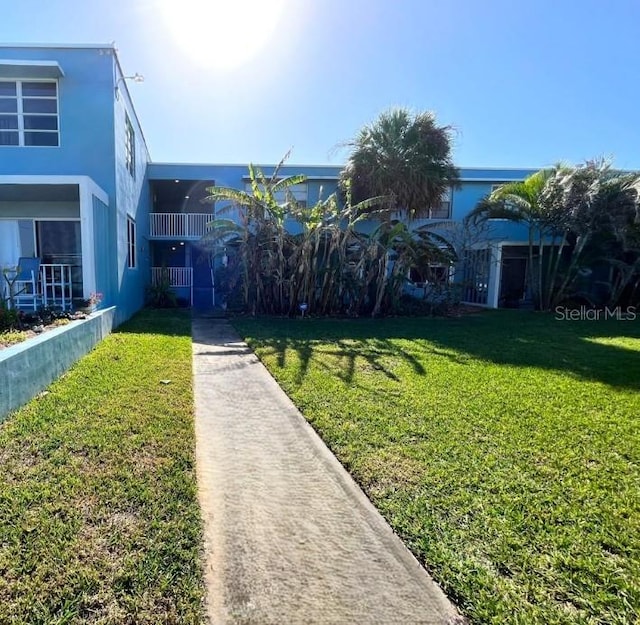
top-left (150, 162), bottom-right (539, 172)
top-left (0, 43), bottom-right (115, 50)
top-left (149, 161), bottom-right (343, 168)
top-left (112, 47), bottom-right (151, 161)
top-left (457, 165), bottom-right (540, 171)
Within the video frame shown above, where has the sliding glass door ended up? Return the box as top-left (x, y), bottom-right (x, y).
top-left (36, 221), bottom-right (83, 298)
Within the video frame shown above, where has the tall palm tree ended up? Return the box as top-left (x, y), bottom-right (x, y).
top-left (340, 108), bottom-right (459, 220)
top-left (200, 154), bottom-right (454, 316)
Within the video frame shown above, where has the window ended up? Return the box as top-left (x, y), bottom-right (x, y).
top-left (0, 80), bottom-right (59, 146)
top-left (125, 114), bottom-right (135, 176)
top-left (127, 216), bottom-right (137, 268)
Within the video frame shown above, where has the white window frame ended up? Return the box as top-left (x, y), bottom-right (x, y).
top-left (0, 79), bottom-right (60, 147)
top-left (127, 216), bottom-right (137, 269)
top-left (125, 113), bottom-right (135, 177)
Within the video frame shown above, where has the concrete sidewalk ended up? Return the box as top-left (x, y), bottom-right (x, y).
top-left (192, 318), bottom-right (463, 625)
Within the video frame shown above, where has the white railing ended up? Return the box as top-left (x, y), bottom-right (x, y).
top-left (152, 267), bottom-right (193, 306)
top-left (151, 267), bottom-right (193, 287)
top-left (41, 264), bottom-right (74, 310)
top-left (149, 213), bottom-right (213, 239)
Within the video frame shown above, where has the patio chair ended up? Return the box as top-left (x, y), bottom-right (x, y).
top-left (13, 257), bottom-right (41, 311)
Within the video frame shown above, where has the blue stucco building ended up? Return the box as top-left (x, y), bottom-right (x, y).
top-left (0, 44), bottom-right (538, 323)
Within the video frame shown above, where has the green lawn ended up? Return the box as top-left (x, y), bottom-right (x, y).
top-left (234, 310), bottom-right (640, 625)
top-left (0, 310), bottom-right (204, 624)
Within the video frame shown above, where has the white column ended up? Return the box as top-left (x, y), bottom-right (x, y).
top-left (79, 181), bottom-right (96, 299)
top-left (486, 243), bottom-right (503, 309)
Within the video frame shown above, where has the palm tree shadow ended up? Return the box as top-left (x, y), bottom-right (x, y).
top-left (238, 312), bottom-right (640, 391)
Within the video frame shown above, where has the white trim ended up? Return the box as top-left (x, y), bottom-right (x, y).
top-left (151, 161), bottom-right (343, 168)
top-left (241, 174), bottom-right (338, 181)
top-left (0, 175), bottom-right (109, 205)
top-left (0, 60), bottom-right (64, 77)
top-left (458, 166), bottom-right (542, 171)
top-left (79, 181), bottom-right (96, 298)
top-left (0, 78), bottom-right (60, 147)
top-left (460, 177), bottom-right (527, 182)
top-left (487, 243), bottom-right (503, 309)
top-left (0, 218), bottom-right (81, 221)
top-left (0, 43), bottom-right (114, 50)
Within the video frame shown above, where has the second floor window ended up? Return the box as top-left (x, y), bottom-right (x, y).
top-left (125, 114), bottom-right (135, 176)
top-left (0, 80), bottom-right (59, 147)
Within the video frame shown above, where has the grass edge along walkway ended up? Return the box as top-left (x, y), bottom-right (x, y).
top-left (0, 309), bottom-right (204, 624)
top-left (233, 310), bottom-right (640, 625)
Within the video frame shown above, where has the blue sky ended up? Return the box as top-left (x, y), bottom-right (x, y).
top-left (2, 0), bottom-right (639, 168)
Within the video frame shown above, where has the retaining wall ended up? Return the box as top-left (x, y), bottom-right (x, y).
top-left (0, 307), bottom-right (116, 420)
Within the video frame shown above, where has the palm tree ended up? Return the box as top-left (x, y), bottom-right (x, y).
top-left (340, 108), bottom-right (459, 220)
top-left (468, 161), bottom-right (640, 310)
top-left (466, 168), bottom-right (562, 308)
top-left (200, 155), bottom-right (454, 316)
top-left (552, 161), bottom-right (640, 308)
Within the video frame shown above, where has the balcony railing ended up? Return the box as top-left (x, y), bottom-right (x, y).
top-left (41, 263), bottom-right (74, 310)
top-left (151, 267), bottom-right (193, 305)
top-left (149, 213), bottom-right (213, 239)
top-left (2, 263), bottom-right (74, 311)
top-left (151, 266), bottom-right (193, 287)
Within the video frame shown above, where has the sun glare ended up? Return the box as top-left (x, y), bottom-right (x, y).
top-left (159, 0), bottom-right (287, 70)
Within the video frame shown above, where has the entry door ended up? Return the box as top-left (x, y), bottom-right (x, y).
top-left (499, 258), bottom-right (528, 307)
top-left (191, 246), bottom-right (214, 309)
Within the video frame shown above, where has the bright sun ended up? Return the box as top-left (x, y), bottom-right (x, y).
top-left (159, 0), bottom-right (287, 70)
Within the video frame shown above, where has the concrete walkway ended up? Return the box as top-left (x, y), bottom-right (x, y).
top-left (192, 318), bottom-right (463, 625)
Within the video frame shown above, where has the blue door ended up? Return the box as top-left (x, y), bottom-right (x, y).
top-left (191, 246), bottom-right (214, 309)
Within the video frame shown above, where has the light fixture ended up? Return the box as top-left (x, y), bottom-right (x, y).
top-left (115, 73), bottom-right (144, 99)
top-left (179, 242), bottom-right (185, 246)
top-left (174, 179), bottom-right (180, 183)
top-left (184, 195), bottom-right (190, 199)
top-left (171, 246), bottom-right (176, 251)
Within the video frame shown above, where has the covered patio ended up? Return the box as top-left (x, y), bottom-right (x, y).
top-left (0, 176), bottom-right (109, 311)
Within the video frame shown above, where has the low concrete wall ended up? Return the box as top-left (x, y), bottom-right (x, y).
top-left (0, 306), bottom-right (116, 421)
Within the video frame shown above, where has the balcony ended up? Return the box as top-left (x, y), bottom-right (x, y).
top-left (149, 213), bottom-right (213, 239)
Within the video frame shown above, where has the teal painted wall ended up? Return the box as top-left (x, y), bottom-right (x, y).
top-left (0, 307), bottom-right (116, 419)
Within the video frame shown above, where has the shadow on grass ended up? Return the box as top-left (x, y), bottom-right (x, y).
top-left (234, 310), bottom-right (640, 390)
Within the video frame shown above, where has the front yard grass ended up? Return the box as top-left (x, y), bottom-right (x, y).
top-left (0, 309), bottom-right (204, 624)
top-left (234, 310), bottom-right (640, 624)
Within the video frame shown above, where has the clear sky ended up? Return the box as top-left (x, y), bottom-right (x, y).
top-left (2, 0), bottom-right (639, 169)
